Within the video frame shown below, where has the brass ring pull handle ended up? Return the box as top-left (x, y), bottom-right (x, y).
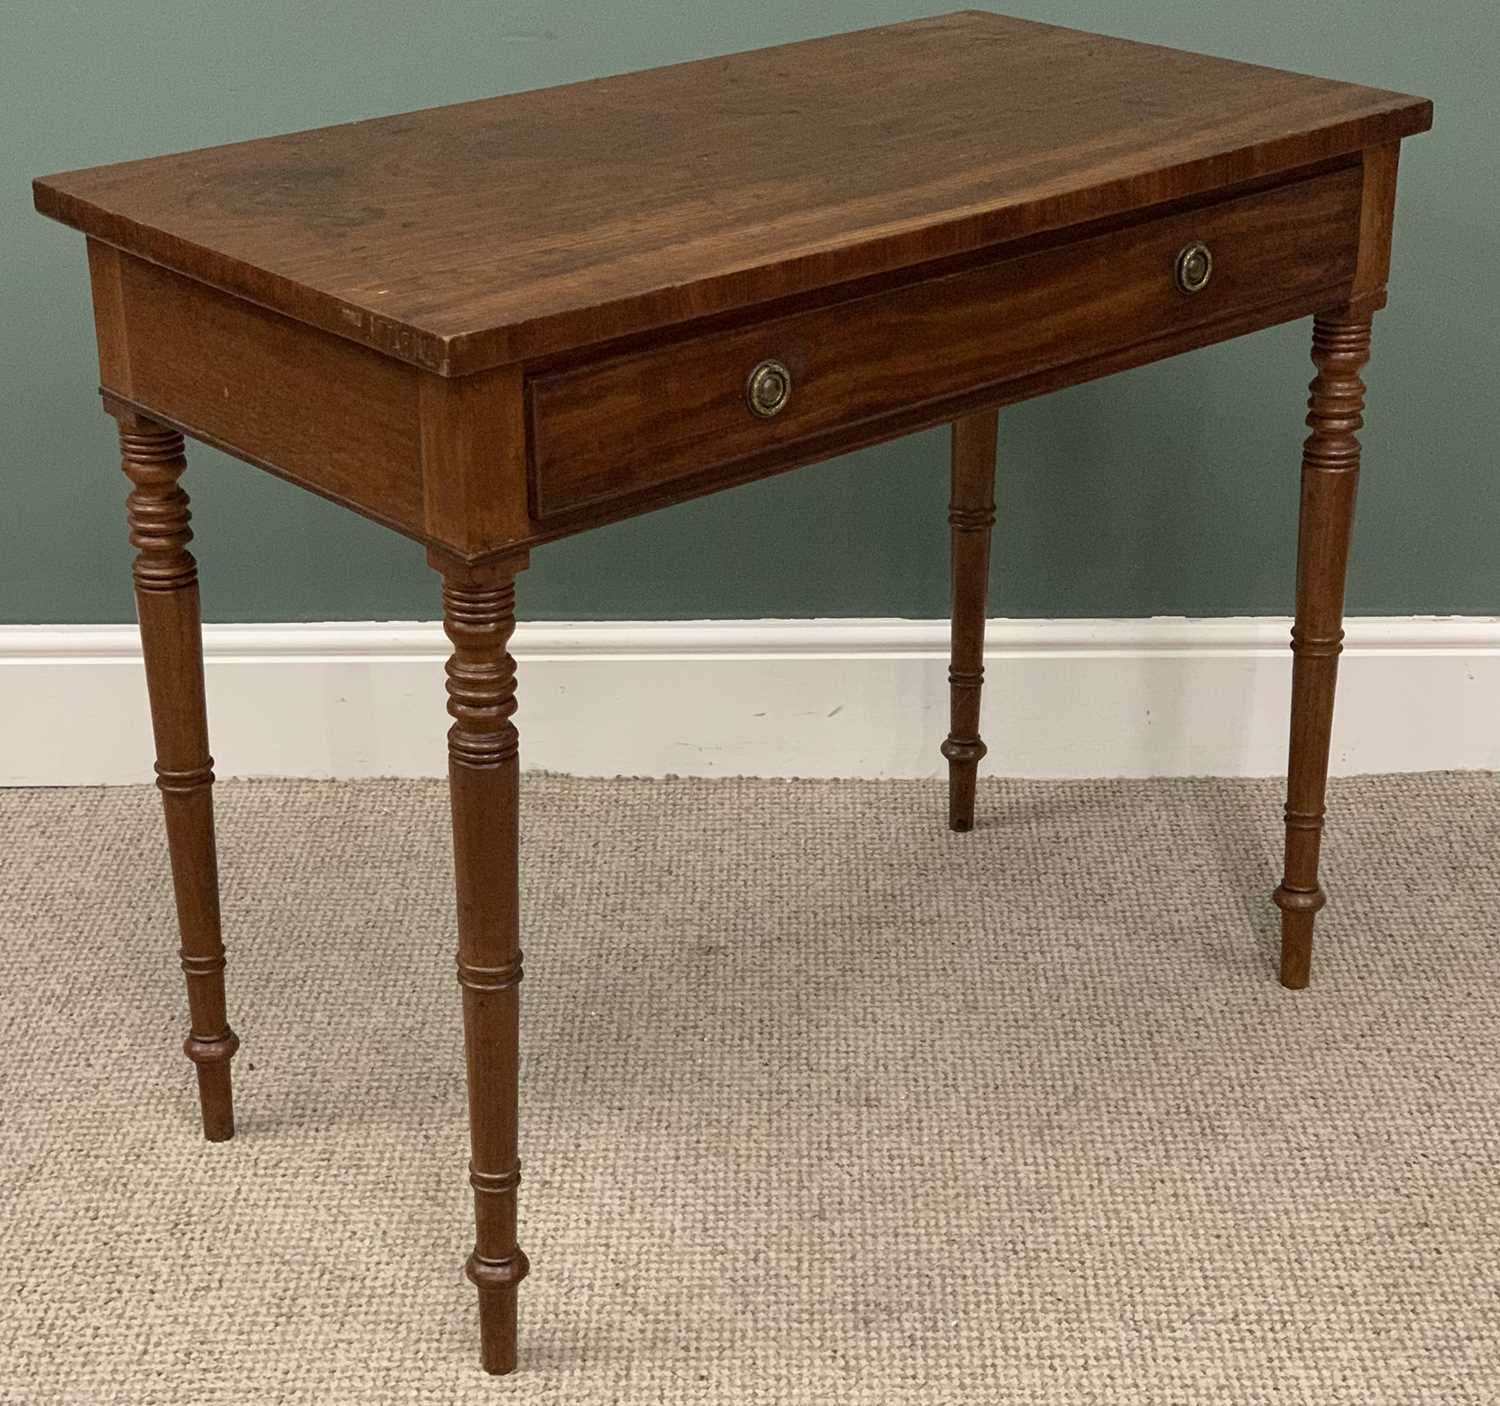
top-left (746, 358), bottom-right (792, 417)
top-left (1175, 241), bottom-right (1213, 294)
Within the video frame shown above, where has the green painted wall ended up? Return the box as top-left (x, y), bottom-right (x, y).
top-left (6, 3), bottom-right (1494, 623)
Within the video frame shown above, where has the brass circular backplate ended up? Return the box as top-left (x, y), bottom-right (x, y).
top-left (1175, 241), bottom-right (1213, 294)
top-left (746, 358), bottom-right (792, 417)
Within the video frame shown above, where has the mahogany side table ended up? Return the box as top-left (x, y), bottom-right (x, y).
top-left (33, 11), bottom-right (1431, 1376)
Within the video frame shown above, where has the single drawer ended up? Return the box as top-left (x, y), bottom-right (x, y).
top-left (528, 165), bottom-right (1362, 519)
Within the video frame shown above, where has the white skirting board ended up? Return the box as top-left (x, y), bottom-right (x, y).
top-left (1, 617), bottom-right (1496, 785)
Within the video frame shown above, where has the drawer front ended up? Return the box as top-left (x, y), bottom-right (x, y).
top-left (529, 166), bottom-right (1361, 519)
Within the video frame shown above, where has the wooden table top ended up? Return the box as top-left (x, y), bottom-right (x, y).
top-left (34, 11), bottom-right (1430, 375)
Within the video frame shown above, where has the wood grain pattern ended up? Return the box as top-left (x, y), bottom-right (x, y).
top-left (1351, 142), bottom-right (1402, 313)
top-left (118, 413), bottom-right (239, 1140)
top-left (419, 366), bottom-right (530, 555)
top-left (34, 13), bottom-right (1429, 373)
top-left (434, 549), bottom-right (531, 1374)
top-left (1273, 312), bottom-right (1372, 989)
top-left (529, 166), bottom-right (1362, 519)
top-left (86, 240), bottom-right (131, 389)
top-left (943, 411), bottom-right (999, 832)
top-left (97, 244), bottom-right (428, 539)
top-left (513, 281), bottom-right (1367, 559)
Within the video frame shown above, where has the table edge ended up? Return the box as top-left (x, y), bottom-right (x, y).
top-left (32, 101), bottom-right (1431, 377)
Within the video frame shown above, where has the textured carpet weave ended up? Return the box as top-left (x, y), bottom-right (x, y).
top-left (1, 773), bottom-right (1498, 1404)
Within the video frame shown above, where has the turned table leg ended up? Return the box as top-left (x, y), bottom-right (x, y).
top-left (119, 412), bottom-right (239, 1140)
top-left (433, 548), bottom-right (531, 1374)
top-left (943, 408), bottom-right (999, 831)
top-left (1273, 312), bottom-right (1373, 989)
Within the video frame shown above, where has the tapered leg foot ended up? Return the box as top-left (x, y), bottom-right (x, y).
top-left (477, 1290), bottom-right (517, 1375)
top-left (1273, 312), bottom-right (1372, 988)
top-left (120, 413), bottom-right (239, 1137)
top-left (1272, 896), bottom-right (1323, 991)
top-left (944, 409), bottom-right (999, 831)
top-left (434, 547), bottom-right (532, 1374)
top-left (469, 1254), bottom-right (528, 1374)
top-left (941, 737), bottom-right (986, 833)
top-left (186, 1036), bottom-right (240, 1141)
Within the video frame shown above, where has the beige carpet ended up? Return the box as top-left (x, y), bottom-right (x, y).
top-left (1, 773), bottom-right (1498, 1404)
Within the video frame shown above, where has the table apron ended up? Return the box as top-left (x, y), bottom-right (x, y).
top-left (527, 164), bottom-right (1363, 527)
top-left (86, 162), bottom-right (1369, 563)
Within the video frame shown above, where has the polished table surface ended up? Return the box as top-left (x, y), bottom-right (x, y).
top-left (33, 9), bottom-right (1431, 1377)
top-left (34, 11), bottom-right (1429, 374)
